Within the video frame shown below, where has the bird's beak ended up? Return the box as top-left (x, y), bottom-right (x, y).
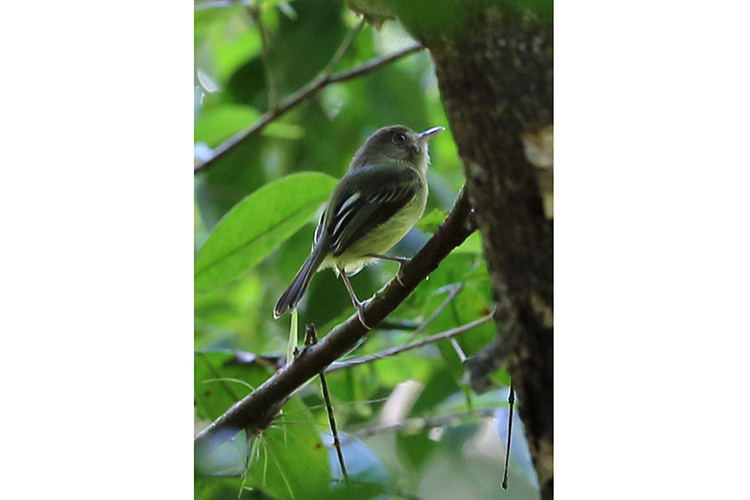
top-left (418, 126), bottom-right (445, 143)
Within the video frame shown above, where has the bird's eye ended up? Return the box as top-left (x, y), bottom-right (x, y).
top-left (393, 133), bottom-right (407, 144)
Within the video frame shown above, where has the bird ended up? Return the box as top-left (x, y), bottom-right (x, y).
top-left (273, 124), bottom-right (444, 329)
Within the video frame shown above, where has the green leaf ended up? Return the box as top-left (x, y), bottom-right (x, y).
top-left (422, 285), bottom-right (494, 379)
top-left (194, 105), bottom-right (261, 148)
top-left (454, 231), bottom-right (483, 254)
top-left (194, 351), bottom-right (276, 421)
top-left (195, 172), bottom-right (338, 291)
top-left (408, 252), bottom-right (478, 308)
top-left (411, 369), bottom-right (460, 416)
top-left (194, 475), bottom-right (244, 500)
top-left (250, 426), bottom-right (330, 500)
top-left (415, 208), bottom-right (448, 234)
top-left (195, 9), bottom-right (261, 83)
top-left (327, 482), bottom-right (388, 500)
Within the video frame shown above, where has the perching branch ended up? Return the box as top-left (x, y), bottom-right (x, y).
top-left (195, 187), bottom-right (475, 453)
top-left (194, 33), bottom-right (424, 174)
top-left (327, 311), bottom-right (493, 372)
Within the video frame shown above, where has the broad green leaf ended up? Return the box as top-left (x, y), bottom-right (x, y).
top-left (194, 351), bottom-right (276, 421)
top-left (194, 475), bottom-right (244, 500)
top-left (195, 172), bottom-right (337, 291)
top-left (249, 426), bottom-right (330, 500)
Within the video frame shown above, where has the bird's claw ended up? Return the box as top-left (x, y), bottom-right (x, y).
top-left (396, 264), bottom-right (407, 287)
top-left (356, 303), bottom-right (371, 330)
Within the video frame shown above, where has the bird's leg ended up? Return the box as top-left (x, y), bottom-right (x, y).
top-left (366, 253), bottom-right (411, 286)
top-left (339, 268), bottom-right (371, 330)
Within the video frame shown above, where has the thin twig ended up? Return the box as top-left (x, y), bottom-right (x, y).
top-left (247, 4), bottom-right (277, 110)
top-left (502, 382), bottom-right (515, 490)
top-left (449, 336), bottom-right (467, 363)
top-left (377, 318), bottom-right (419, 331)
top-left (348, 407), bottom-right (496, 441)
top-left (194, 42), bottom-right (424, 174)
top-left (404, 283), bottom-right (464, 344)
top-left (305, 325), bottom-right (349, 485)
top-left (322, 18), bottom-right (365, 75)
top-left (327, 311), bottom-right (493, 373)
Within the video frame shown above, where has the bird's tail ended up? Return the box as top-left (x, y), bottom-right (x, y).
top-left (273, 246), bottom-right (328, 318)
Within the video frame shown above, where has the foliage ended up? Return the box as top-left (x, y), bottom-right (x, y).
top-left (194, 1), bottom-right (535, 498)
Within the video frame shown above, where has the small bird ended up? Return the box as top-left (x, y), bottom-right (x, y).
top-left (273, 124), bottom-right (444, 329)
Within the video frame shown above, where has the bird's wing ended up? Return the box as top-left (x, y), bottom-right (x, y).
top-left (326, 165), bottom-right (420, 257)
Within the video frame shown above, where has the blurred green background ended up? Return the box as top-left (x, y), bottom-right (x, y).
top-left (194, 1), bottom-right (535, 498)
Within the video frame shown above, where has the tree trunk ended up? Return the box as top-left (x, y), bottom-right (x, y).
top-left (403, 5), bottom-right (554, 498)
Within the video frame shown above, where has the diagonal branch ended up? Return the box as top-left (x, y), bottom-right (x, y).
top-left (194, 38), bottom-right (424, 174)
top-left (195, 187), bottom-right (475, 454)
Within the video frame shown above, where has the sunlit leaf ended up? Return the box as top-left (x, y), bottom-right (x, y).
top-left (415, 208), bottom-right (448, 234)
